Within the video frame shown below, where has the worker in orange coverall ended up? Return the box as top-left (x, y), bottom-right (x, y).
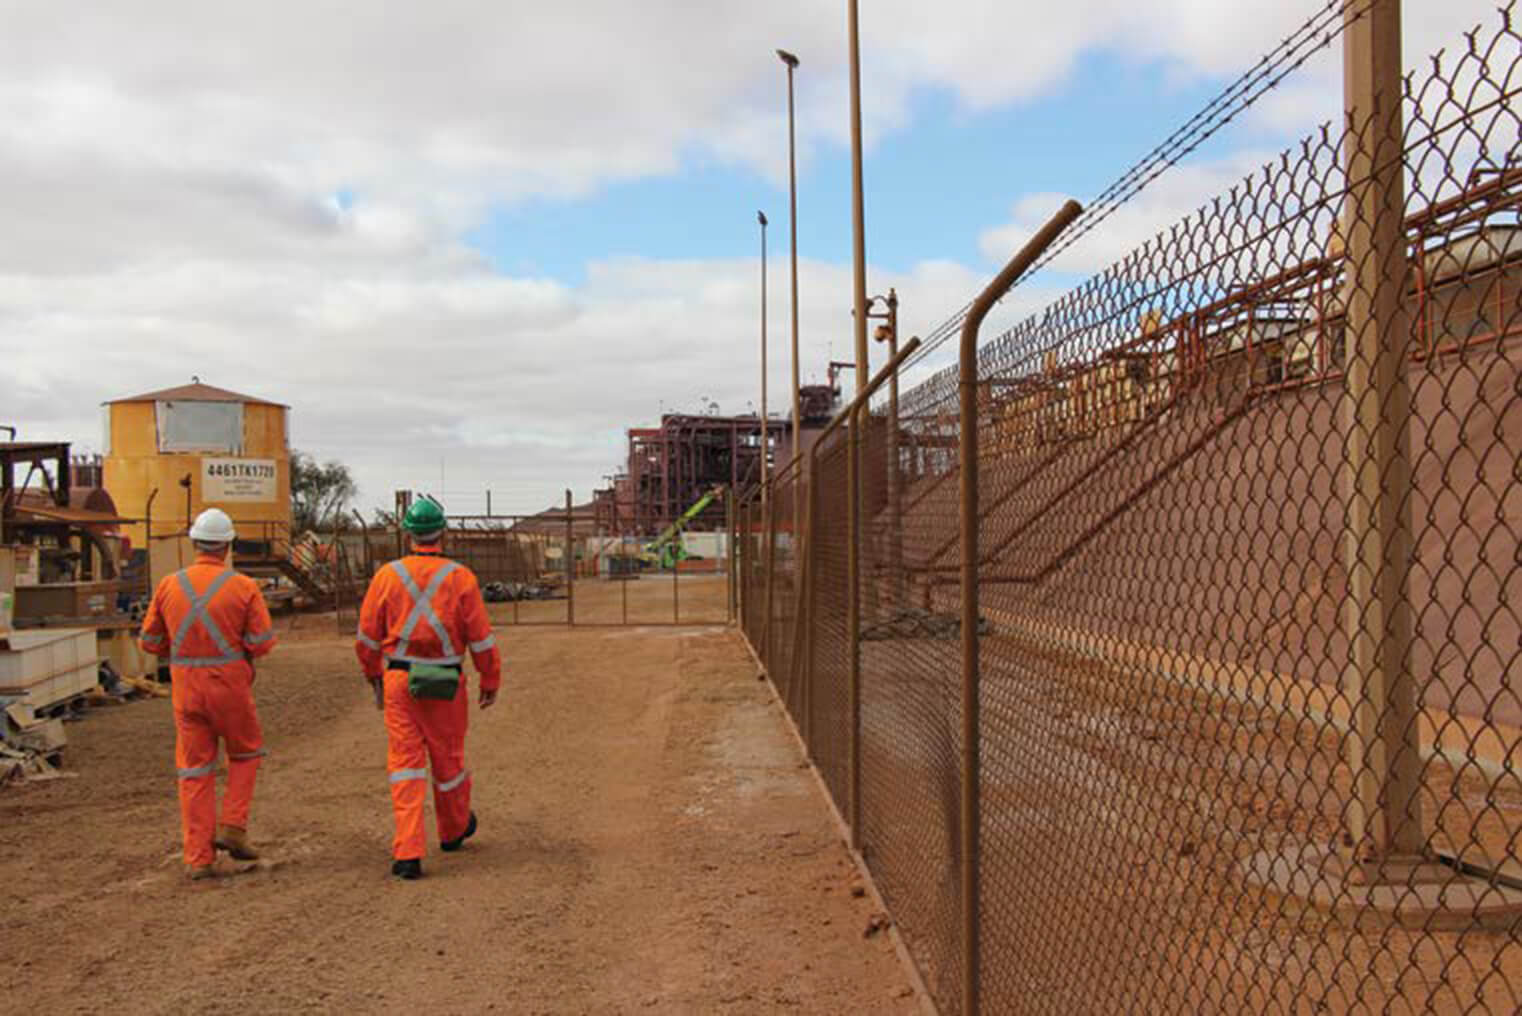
top-left (138, 508), bottom-right (276, 880)
top-left (355, 497), bottom-right (501, 880)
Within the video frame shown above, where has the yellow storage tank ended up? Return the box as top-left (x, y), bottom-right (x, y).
top-left (103, 380), bottom-right (291, 551)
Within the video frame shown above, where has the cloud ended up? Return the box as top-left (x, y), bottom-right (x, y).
top-left (975, 1), bottom-right (1508, 293)
top-left (977, 150), bottom-right (1283, 278)
top-left (0, 0), bottom-right (1507, 514)
top-left (2, 233), bottom-right (983, 514)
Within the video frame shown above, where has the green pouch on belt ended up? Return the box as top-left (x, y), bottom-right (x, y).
top-left (407, 664), bottom-right (461, 701)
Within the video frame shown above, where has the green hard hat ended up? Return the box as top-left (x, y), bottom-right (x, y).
top-left (403, 497), bottom-right (447, 535)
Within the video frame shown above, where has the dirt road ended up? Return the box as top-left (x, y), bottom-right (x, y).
top-left (1, 621), bottom-right (919, 1014)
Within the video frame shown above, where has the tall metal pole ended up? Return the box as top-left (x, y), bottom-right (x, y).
top-left (1340, 0), bottom-right (1422, 862)
top-left (845, 0), bottom-right (870, 865)
top-left (759, 210), bottom-right (771, 507)
top-left (779, 49), bottom-right (804, 583)
top-left (847, 0), bottom-right (870, 396)
top-left (759, 210), bottom-right (772, 658)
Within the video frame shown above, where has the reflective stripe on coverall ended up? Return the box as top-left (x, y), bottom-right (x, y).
top-left (138, 554), bottom-right (277, 866)
top-left (355, 547), bottom-right (501, 860)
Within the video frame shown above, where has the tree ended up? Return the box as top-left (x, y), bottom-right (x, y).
top-left (291, 451), bottom-right (357, 534)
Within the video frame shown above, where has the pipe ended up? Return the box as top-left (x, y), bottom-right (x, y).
top-left (145, 487), bottom-right (159, 547)
top-left (958, 199), bottom-right (1081, 1016)
top-left (811, 336), bottom-right (923, 450)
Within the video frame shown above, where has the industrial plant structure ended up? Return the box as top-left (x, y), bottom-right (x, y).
top-left (595, 381), bottom-right (837, 537)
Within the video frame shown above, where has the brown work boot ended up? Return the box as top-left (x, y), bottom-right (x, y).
top-left (187, 864), bottom-right (216, 881)
top-left (214, 824), bottom-right (260, 861)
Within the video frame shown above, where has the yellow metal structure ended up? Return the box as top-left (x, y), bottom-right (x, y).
top-left (102, 382), bottom-right (291, 547)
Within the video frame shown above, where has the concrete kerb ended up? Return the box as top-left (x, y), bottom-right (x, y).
top-left (978, 607), bottom-right (1522, 928)
top-left (977, 609), bottom-right (1522, 783)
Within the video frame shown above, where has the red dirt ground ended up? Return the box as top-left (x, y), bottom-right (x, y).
top-left (1, 615), bottom-right (922, 1014)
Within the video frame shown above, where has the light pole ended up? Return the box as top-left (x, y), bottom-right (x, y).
top-left (846, 2), bottom-right (869, 396)
top-left (844, 0), bottom-right (870, 890)
top-left (758, 210), bottom-right (769, 508)
top-left (777, 49), bottom-right (802, 545)
top-left (758, 208), bottom-right (774, 671)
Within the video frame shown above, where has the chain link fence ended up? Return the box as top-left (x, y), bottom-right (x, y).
top-left (738, 5), bottom-right (1522, 1012)
top-left (425, 515), bottom-right (732, 627)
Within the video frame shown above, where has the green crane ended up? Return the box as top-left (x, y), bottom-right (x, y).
top-left (642, 486), bottom-right (724, 569)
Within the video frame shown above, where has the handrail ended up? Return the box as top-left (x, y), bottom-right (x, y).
top-left (921, 384), bottom-right (1187, 571)
top-left (978, 392), bottom-right (1257, 584)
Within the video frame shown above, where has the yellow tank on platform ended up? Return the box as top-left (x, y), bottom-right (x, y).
top-left (103, 381), bottom-right (291, 548)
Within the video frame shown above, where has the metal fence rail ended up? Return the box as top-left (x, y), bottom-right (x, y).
top-left (737, 5), bottom-right (1522, 1012)
top-left (415, 506), bottom-right (733, 627)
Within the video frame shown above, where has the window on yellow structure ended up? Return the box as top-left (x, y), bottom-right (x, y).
top-left (155, 400), bottom-right (244, 454)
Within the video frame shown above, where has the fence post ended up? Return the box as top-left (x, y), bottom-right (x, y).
top-left (673, 532), bottom-right (680, 624)
top-left (726, 485), bottom-right (736, 623)
top-left (959, 202), bottom-right (1082, 1016)
top-left (764, 482), bottom-right (778, 673)
top-left (738, 502), bottom-right (747, 633)
top-left (847, 405), bottom-right (862, 850)
top-left (803, 456), bottom-right (817, 750)
top-left (1340, 0), bottom-right (1424, 862)
top-left (565, 489), bottom-right (575, 627)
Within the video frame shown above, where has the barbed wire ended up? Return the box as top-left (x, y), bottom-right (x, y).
top-left (901, 0), bottom-right (1373, 377)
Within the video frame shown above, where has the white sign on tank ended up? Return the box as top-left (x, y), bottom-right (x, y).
top-left (203, 458), bottom-right (277, 503)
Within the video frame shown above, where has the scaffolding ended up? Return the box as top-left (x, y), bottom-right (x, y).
top-left (596, 414), bottom-right (787, 537)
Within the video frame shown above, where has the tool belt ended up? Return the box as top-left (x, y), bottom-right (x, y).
top-left (388, 659), bottom-right (463, 701)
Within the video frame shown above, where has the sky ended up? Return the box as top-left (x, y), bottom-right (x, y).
top-left (0, 0), bottom-right (1501, 516)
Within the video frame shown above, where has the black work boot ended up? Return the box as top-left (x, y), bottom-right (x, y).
top-left (441, 812), bottom-right (478, 853)
top-left (391, 858), bottom-right (423, 880)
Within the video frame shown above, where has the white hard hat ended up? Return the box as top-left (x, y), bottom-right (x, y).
top-left (189, 507), bottom-right (237, 543)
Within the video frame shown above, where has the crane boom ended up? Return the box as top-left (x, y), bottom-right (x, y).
top-left (646, 486), bottom-right (723, 556)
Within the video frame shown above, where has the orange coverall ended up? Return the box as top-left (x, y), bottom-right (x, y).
top-left (139, 553), bottom-right (277, 867)
top-left (355, 548), bottom-right (501, 860)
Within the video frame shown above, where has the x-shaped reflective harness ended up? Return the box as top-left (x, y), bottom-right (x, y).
top-left (171, 570), bottom-right (243, 667)
top-left (388, 560), bottom-right (461, 664)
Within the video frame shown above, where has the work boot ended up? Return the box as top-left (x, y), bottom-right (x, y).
top-left (187, 864), bottom-right (216, 881)
top-left (391, 858), bottom-right (423, 880)
top-left (441, 811), bottom-right (478, 853)
top-left (214, 824), bottom-right (260, 861)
